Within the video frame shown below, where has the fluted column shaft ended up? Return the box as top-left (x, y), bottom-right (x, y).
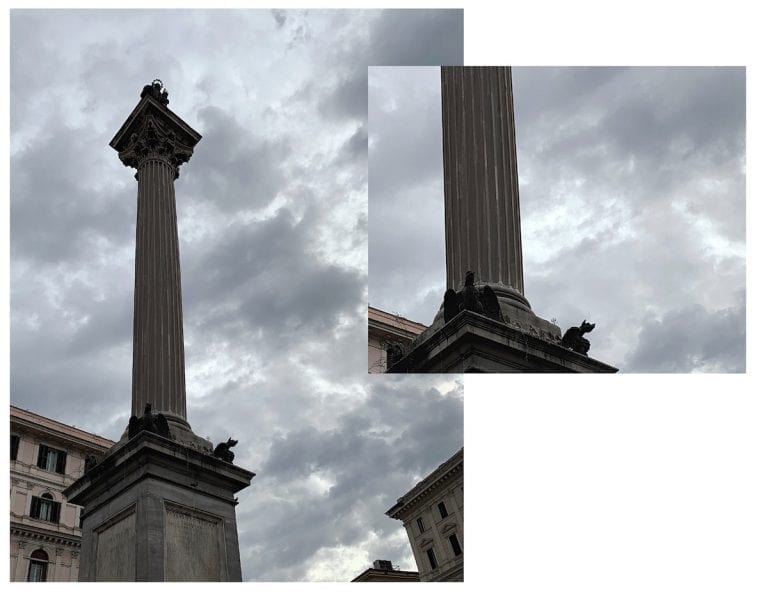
top-left (441, 66), bottom-right (525, 295)
top-left (131, 157), bottom-right (187, 421)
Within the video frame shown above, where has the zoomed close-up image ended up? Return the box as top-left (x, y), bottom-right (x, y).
top-left (368, 66), bottom-right (745, 374)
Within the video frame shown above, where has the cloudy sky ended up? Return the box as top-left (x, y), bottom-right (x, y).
top-left (369, 66), bottom-right (746, 372)
top-left (10, 9), bottom-right (464, 581)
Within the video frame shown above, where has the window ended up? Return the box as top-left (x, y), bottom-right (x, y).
top-left (36, 445), bottom-right (67, 474)
top-left (449, 533), bottom-right (462, 556)
top-left (30, 493), bottom-right (61, 524)
top-left (437, 501), bottom-right (448, 519)
top-left (27, 549), bottom-right (49, 582)
top-left (426, 548), bottom-right (438, 570)
top-left (11, 435), bottom-right (20, 460)
top-left (416, 517), bottom-right (425, 533)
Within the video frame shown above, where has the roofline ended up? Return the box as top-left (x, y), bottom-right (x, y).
top-left (386, 447), bottom-right (463, 519)
top-left (368, 305), bottom-right (427, 330)
top-left (10, 404), bottom-right (116, 446)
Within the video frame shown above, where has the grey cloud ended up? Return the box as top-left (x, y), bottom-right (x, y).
top-left (368, 67), bottom-right (446, 323)
top-left (368, 9), bottom-right (463, 66)
top-left (624, 291), bottom-right (746, 373)
top-left (334, 124), bottom-right (367, 166)
top-left (368, 67), bottom-right (443, 200)
top-left (187, 106), bottom-right (290, 212)
top-left (515, 68), bottom-right (745, 220)
top-left (316, 10), bottom-right (462, 123)
top-left (271, 9), bottom-right (287, 28)
top-left (319, 63), bottom-right (368, 122)
top-left (10, 125), bottom-right (133, 264)
top-left (181, 207), bottom-right (365, 354)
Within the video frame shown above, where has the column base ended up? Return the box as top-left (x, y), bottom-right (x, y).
top-left (388, 309), bottom-right (617, 373)
top-left (64, 431), bottom-right (254, 581)
top-left (429, 281), bottom-right (562, 344)
top-left (117, 412), bottom-right (213, 454)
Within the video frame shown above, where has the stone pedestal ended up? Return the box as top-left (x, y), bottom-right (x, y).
top-left (64, 432), bottom-right (254, 581)
top-left (388, 310), bottom-right (617, 373)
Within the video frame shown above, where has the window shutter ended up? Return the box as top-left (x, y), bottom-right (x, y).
top-left (51, 501), bottom-right (61, 524)
top-left (55, 451), bottom-right (67, 474)
top-left (30, 496), bottom-right (41, 519)
top-left (11, 435), bottom-right (20, 460)
top-left (36, 446), bottom-right (49, 469)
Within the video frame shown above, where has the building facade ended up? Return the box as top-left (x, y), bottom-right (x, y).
top-left (386, 448), bottom-right (463, 581)
top-left (368, 306), bottom-right (427, 373)
top-left (10, 405), bottom-right (114, 582)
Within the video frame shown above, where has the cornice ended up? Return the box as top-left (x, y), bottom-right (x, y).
top-left (11, 522), bottom-right (82, 548)
top-left (11, 416), bottom-right (114, 454)
top-left (387, 448), bottom-right (463, 520)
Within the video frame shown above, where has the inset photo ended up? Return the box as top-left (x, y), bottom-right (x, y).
top-left (368, 66), bottom-right (745, 373)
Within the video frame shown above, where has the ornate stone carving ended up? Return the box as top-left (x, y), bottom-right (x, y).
top-left (561, 320), bottom-right (596, 355)
top-left (117, 114), bottom-right (195, 178)
top-left (444, 271), bottom-right (504, 324)
top-left (213, 438), bottom-right (238, 463)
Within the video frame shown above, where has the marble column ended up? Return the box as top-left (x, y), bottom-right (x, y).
top-left (441, 66), bottom-right (530, 312)
top-left (110, 81), bottom-right (200, 430)
top-left (131, 154), bottom-right (187, 422)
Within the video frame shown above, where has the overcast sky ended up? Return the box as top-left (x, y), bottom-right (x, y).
top-left (369, 66), bottom-right (746, 372)
top-left (10, 9), bottom-right (464, 581)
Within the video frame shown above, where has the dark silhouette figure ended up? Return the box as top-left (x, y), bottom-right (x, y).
top-left (213, 438), bottom-right (238, 463)
top-left (443, 270), bottom-right (504, 324)
top-left (128, 403), bottom-right (171, 439)
top-left (561, 320), bottom-right (596, 355)
top-left (140, 79), bottom-right (169, 106)
top-left (481, 285), bottom-right (503, 322)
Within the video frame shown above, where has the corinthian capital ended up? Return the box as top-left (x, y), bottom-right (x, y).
top-left (110, 83), bottom-right (201, 180)
top-left (117, 114), bottom-right (195, 178)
